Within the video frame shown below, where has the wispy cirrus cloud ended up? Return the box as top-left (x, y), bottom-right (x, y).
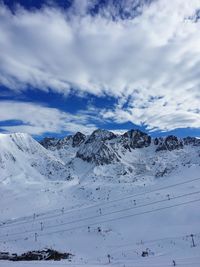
top-left (0, 0), bottom-right (200, 132)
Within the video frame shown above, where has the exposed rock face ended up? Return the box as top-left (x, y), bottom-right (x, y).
top-left (121, 129), bottom-right (151, 150)
top-left (40, 136), bottom-right (72, 150)
top-left (72, 132), bottom-right (86, 147)
top-left (76, 142), bottom-right (119, 165)
top-left (155, 135), bottom-right (183, 152)
top-left (154, 137), bottom-right (159, 146)
top-left (76, 140), bottom-right (119, 165)
top-left (40, 137), bottom-right (59, 149)
top-left (40, 132), bottom-right (86, 150)
top-left (85, 129), bottom-right (116, 144)
top-left (76, 129), bottom-right (119, 165)
top-left (183, 137), bottom-right (200, 146)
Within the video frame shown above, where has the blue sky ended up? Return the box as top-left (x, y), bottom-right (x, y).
top-left (0, 0), bottom-right (200, 138)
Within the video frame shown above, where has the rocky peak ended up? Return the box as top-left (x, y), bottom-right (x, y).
top-left (72, 132), bottom-right (86, 147)
top-left (85, 129), bottom-right (116, 144)
top-left (183, 136), bottom-right (200, 146)
top-left (40, 136), bottom-right (72, 150)
top-left (155, 135), bottom-right (183, 152)
top-left (76, 129), bottom-right (119, 165)
top-left (76, 140), bottom-right (119, 165)
top-left (40, 137), bottom-right (59, 149)
top-left (121, 129), bottom-right (151, 150)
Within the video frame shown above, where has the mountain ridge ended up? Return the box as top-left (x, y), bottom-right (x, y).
top-left (40, 128), bottom-right (200, 152)
top-left (0, 129), bottom-right (199, 183)
top-left (39, 128), bottom-right (200, 180)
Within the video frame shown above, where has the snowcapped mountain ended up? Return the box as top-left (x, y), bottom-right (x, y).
top-left (0, 133), bottom-right (71, 182)
top-left (0, 129), bottom-right (200, 267)
top-left (40, 128), bottom-right (200, 182)
top-left (1, 129), bottom-right (199, 184)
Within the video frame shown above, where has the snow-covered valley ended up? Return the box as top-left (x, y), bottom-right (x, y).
top-left (0, 129), bottom-right (200, 267)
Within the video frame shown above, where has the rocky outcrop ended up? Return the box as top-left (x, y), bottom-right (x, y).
top-left (40, 136), bottom-right (72, 150)
top-left (76, 140), bottom-right (119, 165)
top-left (40, 132), bottom-right (86, 150)
top-left (40, 137), bottom-right (59, 149)
top-left (155, 135), bottom-right (183, 152)
top-left (85, 129), bottom-right (116, 144)
top-left (72, 132), bottom-right (86, 147)
top-left (183, 137), bottom-right (200, 146)
top-left (121, 129), bottom-right (151, 150)
top-left (76, 129), bottom-right (119, 165)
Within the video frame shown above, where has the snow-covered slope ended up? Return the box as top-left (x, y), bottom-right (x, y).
top-left (0, 163), bottom-right (200, 267)
top-left (0, 129), bottom-right (200, 267)
top-left (0, 133), bottom-right (71, 182)
top-left (1, 128), bottom-right (197, 193)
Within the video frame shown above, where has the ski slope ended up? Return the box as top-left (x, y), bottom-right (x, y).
top-left (0, 165), bottom-right (200, 266)
top-left (0, 132), bottom-right (200, 266)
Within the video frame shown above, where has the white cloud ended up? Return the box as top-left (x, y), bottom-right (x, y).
top-left (0, 101), bottom-right (97, 135)
top-left (0, 0), bottom-right (200, 131)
